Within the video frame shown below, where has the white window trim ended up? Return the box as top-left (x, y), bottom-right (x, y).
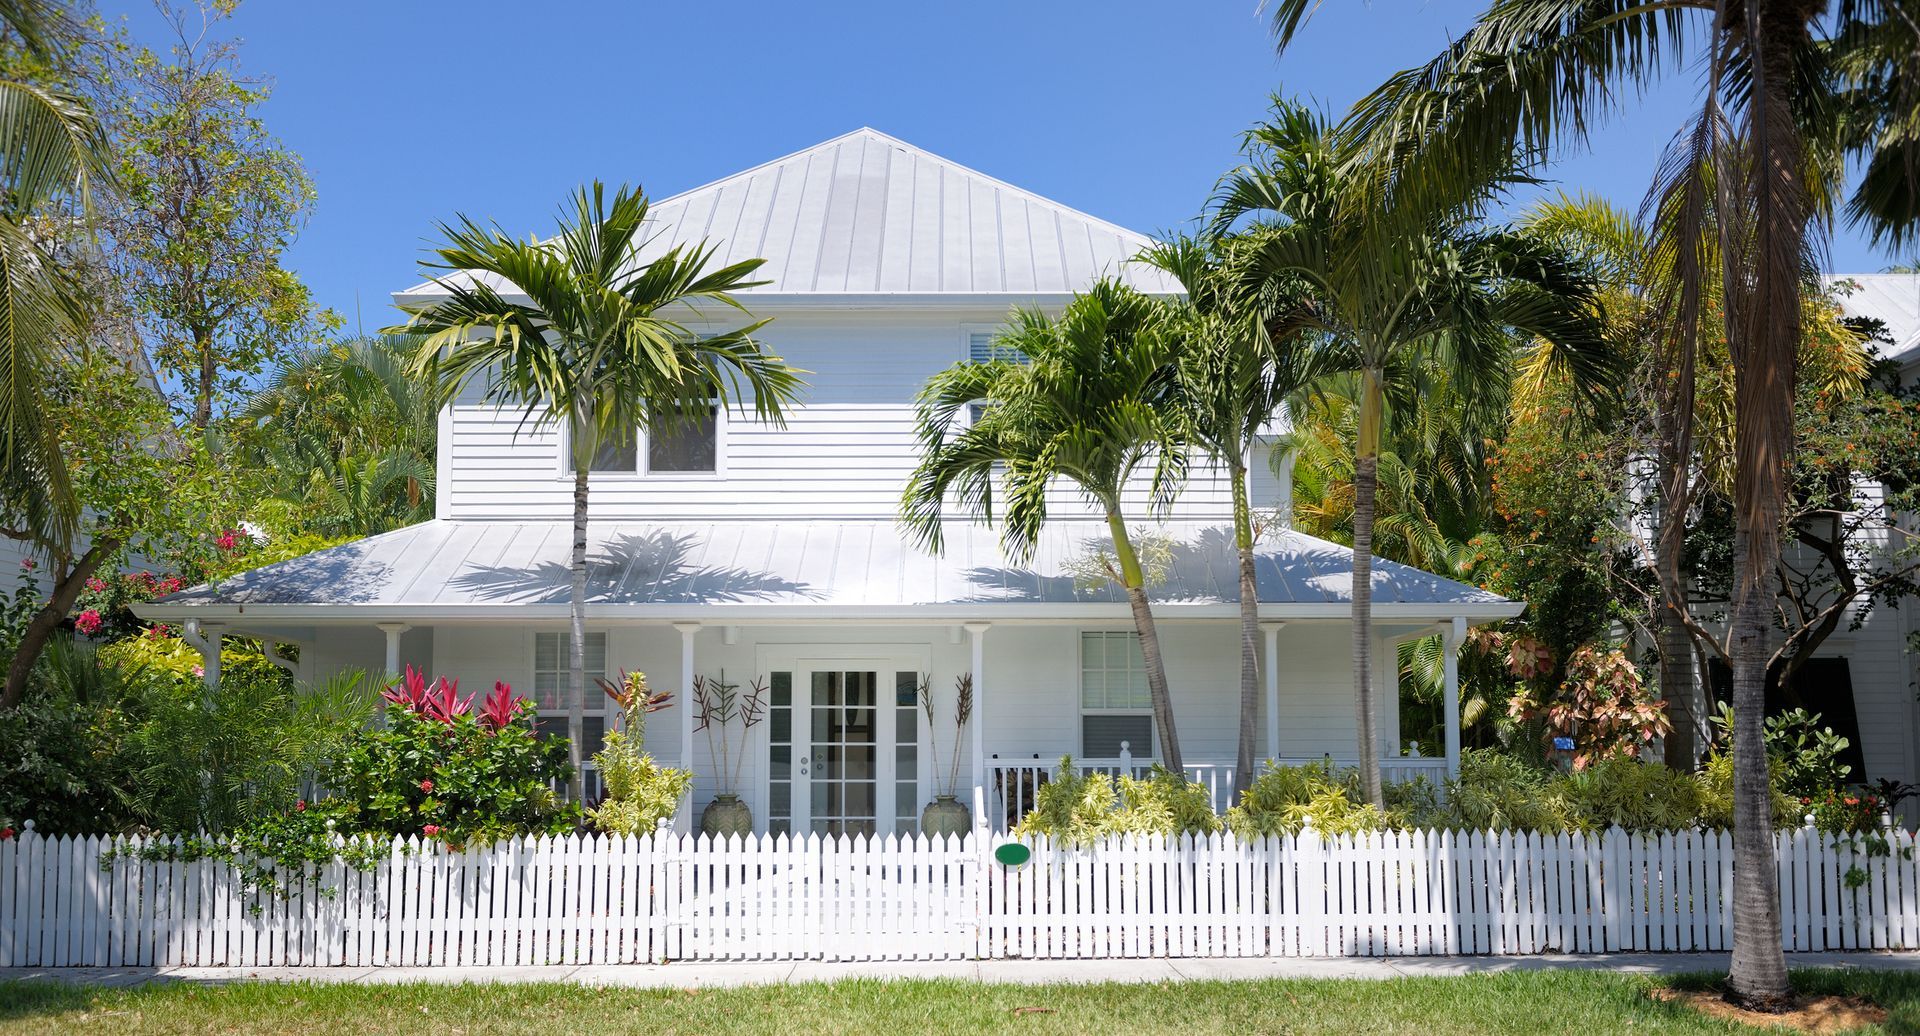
top-left (531, 628), bottom-right (610, 722)
top-left (1078, 629), bottom-right (1155, 762)
top-left (554, 407), bottom-right (728, 481)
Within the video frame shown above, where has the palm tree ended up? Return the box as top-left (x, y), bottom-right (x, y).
top-left (902, 279), bottom-right (1190, 770)
top-left (243, 335), bottom-right (440, 535)
top-left (0, 2), bottom-right (114, 552)
top-left (390, 183), bottom-right (803, 801)
top-left (1212, 101), bottom-right (1617, 807)
top-left (1263, 1), bottom-right (1919, 1002)
top-left (1141, 235), bottom-right (1300, 798)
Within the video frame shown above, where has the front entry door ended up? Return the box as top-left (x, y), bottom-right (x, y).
top-left (764, 653), bottom-right (925, 837)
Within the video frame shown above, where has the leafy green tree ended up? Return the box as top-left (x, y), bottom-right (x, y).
top-left (1213, 100), bottom-right (1616, 807)
top-left (1142, 235), bottom-right (1301, 796)
top-left (902, 280), bottom-right (1192, 770)
top-left (0, 1), bottom-right (114, 551)
top-left (0, 352), bottom-right (246, 707)
top-left (90, 0), bottom-right (331, 429)
top-left (391, 182), bottom-right (802, 801)
top-left (1268, 0), bottom-right (1920, 999)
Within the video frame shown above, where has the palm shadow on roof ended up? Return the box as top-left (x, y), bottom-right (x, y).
top-left (449, 530), bottom-right (818, 605)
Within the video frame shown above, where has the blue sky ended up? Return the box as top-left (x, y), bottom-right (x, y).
top-left (105, 1), bottom-right (1907, 329)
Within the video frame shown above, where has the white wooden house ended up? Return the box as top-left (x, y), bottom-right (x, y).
top-left (139, 128), bottom-right (1519, 834)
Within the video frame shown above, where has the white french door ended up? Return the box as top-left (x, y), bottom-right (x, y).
top-left (761, 651), bottom-right (926, 837)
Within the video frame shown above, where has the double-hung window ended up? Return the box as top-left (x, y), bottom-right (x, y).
top-left (1080, 631), bottom-right (1154, 760)
top-left (533, 630), bottom-right (609, 760)
top-left (566, 405), bottom-right (720, 475)
top-left (965, 328), bottom-right (1028, 426)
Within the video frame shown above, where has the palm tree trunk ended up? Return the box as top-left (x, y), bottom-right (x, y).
top-left (1657, 612), bottom-right (1698, 769)
top-left (1726, 0), bottom-right (1804, 1007)
top-left (568, 467), bottom-right (589, 805)
top-left (1351, 371), bottom-right (1384, 808)
top-left (1106, 508), bottom-right (1182, 773)
top-left (1230, 462), bottom-right (1260, 800)
top-left (1655, 303), bottom-right (1701, 770)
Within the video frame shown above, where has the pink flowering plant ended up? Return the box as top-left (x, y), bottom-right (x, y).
top-left (69, 569), bottom-right (190, 642)
top-left (329, 667), bottom-right (579, 848)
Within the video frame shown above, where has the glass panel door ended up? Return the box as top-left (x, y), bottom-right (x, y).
top-left (806, 670), bottom-right (878, 836)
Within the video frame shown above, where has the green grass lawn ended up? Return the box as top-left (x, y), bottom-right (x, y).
top-left (0, 969), bottom-right (1912, 1035)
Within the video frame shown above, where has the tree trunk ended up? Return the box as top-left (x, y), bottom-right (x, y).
top-left (1107, 509), bottom-right (1182, 773)
top-left (1658, 612), bottom-right (1699, 769)
top-left (568, 467), bottom-right (589, 804)
top-left (1231, 463), bottom-right (1260, 800)
top-left (1351, 371), bottom-right (1384, 807)
top-left (1654, 321), bottom-right (1702, 770)
top-left (193, 335), bottom-right (217, 430)
top-left (1726, 0), bottom-right (1805, 1007)
top-left (1, 538), bottom-right (119, 709)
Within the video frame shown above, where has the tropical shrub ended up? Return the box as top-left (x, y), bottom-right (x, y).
top-left (1013, 758), bottom-right (1219, 843)
top-left (1803, 787), bottom-right (1886, 836)
top-left (329, 669), bottom-right (578, 847)
top-left (589, 671), bottom-right (690, 836)
top-left (1437, 750), bottom-right (1573, 833)
top-left (1691, 752), bottom-right (1802, 831)
top-left (1554, 757), bottom-right (1702, 832)
top-left (1708, 704), bottom-right (1854, 800)
top-left (1225, 761), bottom-right (1396, 838)
top-left (1116, 765), bottom-right (1223, 837)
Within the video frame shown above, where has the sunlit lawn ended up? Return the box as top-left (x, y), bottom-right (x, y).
top-left (3, 968), bottom-right (1916, 1035)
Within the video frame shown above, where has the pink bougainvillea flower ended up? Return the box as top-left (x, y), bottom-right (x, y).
top-left (215, 530), bottom-right (237, 551)
top-left (477, 680), bottom-right (526, 732)
top-left (157, 576), bottom-right (183, 595)
top-left (295, 800), bottom-right (307, 812)
top-left (191, 664), bottom-right (205, 678)
top-left (422, 824), bottom-right (441, 838)
top-left (85, 577), bottom-right (106, 593)
top-left (0, 827), bottom-right (14, 840)
top-left (419, 779), bottom-right (434, 794)
top-left (74, 610), bottom-right (103, 636)
top-left (19, 559), bottom-right (33, 571)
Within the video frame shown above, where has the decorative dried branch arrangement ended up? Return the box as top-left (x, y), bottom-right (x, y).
top-left (920, 672), bottom-right (975, 797)
top-left (693, 671), bottom-right (766, 795)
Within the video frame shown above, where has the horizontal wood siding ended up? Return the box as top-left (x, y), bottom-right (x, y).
top-left (441, 310), bottom-right (1239, 521)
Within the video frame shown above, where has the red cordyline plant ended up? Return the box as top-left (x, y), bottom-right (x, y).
top-left (383, 665), bottom-right (530, 731)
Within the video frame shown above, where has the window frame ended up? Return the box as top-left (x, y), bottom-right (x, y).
top-left (1077, 629), bottom-right (1156, 762)
top-left (555, 405), bottom-right (728, 481)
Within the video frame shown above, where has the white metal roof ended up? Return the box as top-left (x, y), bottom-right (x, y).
top-left (1830, 273), bottom-right (1920, 369)
top-left (139, 519), bottom-right (1516, 625)
top-left (397, 128), bottom-right (1178, 302)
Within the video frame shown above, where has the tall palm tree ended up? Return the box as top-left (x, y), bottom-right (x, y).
top-left (1213, 101), bottom-right (1617, 807)
top-left (0, 1), bottom-right (114, 552)
top-left (390, 183), bottom-right (803, 801)
top-left (1264, 0), bottom-right (1920, 1003)
top-left (1141, 235), bottom-right (1301, 797)
top-left (902, 279), bottom-right (1190, 770)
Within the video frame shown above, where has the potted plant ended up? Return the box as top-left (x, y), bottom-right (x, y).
top-left (693, 671), bottom-right (765, 837)
top-left (919, 673), bottom-right (975, 837)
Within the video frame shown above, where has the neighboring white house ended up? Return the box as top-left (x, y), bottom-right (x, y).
top-left (136, 128), bottom-right (1524, 835)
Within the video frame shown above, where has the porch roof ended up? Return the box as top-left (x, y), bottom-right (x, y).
top-left (137, 519), bottom-right (1520, 625)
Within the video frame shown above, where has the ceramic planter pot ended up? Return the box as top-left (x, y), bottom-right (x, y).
top-left (701, 793), bottom-right (753, 838)
top-left (920, 794), bottom-right (972, 838)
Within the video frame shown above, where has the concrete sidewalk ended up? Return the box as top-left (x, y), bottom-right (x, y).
top-left (5, 952), bottom-right (1920, 989)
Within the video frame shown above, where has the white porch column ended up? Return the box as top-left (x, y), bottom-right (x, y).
top-left (1444, 616), bottom-right (1465, 779)
top-left (673, 622), bottom-right (700, 834)
top-left (375, 622), bottom-right (411, 679)
top-left (965, 622), bottom-right (990, 803)
top-left (1261, 621), bottom-right (1285, 765)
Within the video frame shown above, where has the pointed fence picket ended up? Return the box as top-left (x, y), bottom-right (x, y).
top-left (2, 821), bottom-right (1916, 966)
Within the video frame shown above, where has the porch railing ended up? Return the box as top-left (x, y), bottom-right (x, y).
top-left (985, 748), bottom-right (1450, 831)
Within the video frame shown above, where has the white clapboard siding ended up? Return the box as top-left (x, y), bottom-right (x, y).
top-left (3, 823), bottom-right (1916, 966)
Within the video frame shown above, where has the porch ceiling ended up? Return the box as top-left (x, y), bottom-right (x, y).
top-left (136, 519), bottom-right (1519, 624)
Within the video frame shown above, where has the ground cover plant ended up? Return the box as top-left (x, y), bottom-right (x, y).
top-left (0, 969), bottom-right (1914, 1035)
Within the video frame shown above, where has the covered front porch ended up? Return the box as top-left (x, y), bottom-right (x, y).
top-left (139, 518), bottom-right (1520, 834)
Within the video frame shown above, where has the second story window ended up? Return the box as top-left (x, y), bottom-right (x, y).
top-left (566, 405), bottom-right (721, 476)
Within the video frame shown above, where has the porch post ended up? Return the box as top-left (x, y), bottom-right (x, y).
top-left (1444, 616), bottom-right (1465, 779)
top-left (964, 622), bottom-right (990, 805)
top-left (1261, 621), bottom-right (1284, 766)
top-left (376, 622), bottom-right (411, 679)
top-left (673, 622), bottom-right (700, 834)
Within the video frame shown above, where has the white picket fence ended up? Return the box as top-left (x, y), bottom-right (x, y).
top-left (2, 823), bottom-right (1916, 967)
